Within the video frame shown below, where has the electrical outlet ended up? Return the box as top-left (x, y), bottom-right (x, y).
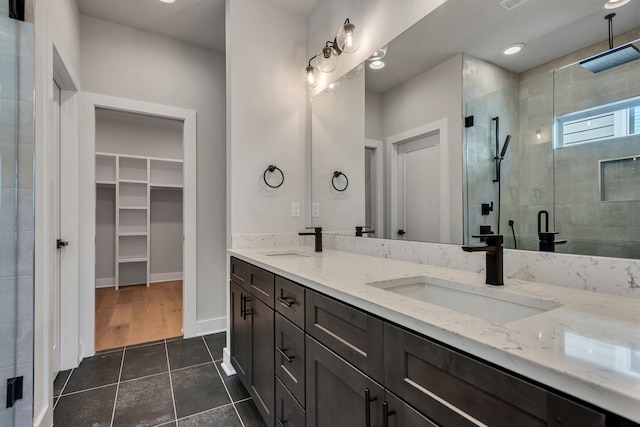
top-left (312, 203), bottom-right (320, 218)
top-left (291, 202), bottom-right (300, 217)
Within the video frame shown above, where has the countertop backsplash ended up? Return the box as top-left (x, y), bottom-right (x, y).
top-left (231, 233), bottom-right (640, 299)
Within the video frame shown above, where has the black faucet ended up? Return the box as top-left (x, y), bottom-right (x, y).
top-left (537, 210), bottom-right (567, 252)
top-left (355, 226), bottom-right (375, 237)
top-left (462, 234), bottom-right (504, 286)
top-left (299, 227), bottom-right (323, 252)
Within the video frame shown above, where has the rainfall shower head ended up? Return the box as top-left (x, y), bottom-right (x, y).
top-left (500, 135), bottom-right (511, 158)
top-left (580, 13), bottom-right (640, 73)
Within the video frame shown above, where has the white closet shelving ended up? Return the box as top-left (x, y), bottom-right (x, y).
top-left (96, 152), bottom-right (183, 289)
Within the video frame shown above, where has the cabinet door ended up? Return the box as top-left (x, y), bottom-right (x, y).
top-left (275, 276), bottom-right (305, 329)
top-left (306, 290), bottom-right (384, 383)
top-left (230, 281), bottom-right (251, 385)
top-left (384, 323), bottom-right (547, 427)
top-left (275, 313), bottom-right (305, 406)
top-left (306, 336), bottom-right (383, 427)
top-left (383, 391), bottom-right (438, 427)
top-left (276, 377), bottom-right (305, 427)
top-left (248, 295), bottom-right (275, 427)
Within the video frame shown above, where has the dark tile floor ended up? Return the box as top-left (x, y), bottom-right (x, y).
top-left (53, 333), bottom-right (267, 427)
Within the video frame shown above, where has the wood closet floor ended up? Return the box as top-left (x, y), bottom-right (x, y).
top-left (95, 280), bottom-right (183, 351)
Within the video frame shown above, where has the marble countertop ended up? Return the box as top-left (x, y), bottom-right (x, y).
top-left (229, 246), bottom-right (640, 422)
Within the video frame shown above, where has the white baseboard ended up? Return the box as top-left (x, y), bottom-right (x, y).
top-left (95, 277), bottom-right (114, 288)
top-left (150, 271), bottom-right (183, 283)
top-left (95, 272), bottom-right (183, 288)
top-left (221, 347), bottom-right (237, 376)
top-left (195, 316), bottom-right (226, 337)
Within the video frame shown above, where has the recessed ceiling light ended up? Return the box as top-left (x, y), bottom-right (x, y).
top-left (369, 60), bottom-right (385, 70)
top-left (368, 45), bottom-right (388, 61)
top-left (604, 0), bottom-right (631, 9)
top-left (501, 43), bottom-right (525, 56)
top-left (158, 0), bottom-right (175, 3)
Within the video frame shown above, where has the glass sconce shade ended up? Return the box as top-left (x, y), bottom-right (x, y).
top-left (302, 65), bottom-right (320, 88)
top-left (317, 46), bottom-right (339, 72)
top-left (344, 63), bottom-right (363, 79)
top-left (325, 78), bottom-right (341, 93)
top-left (336, 20), bottom-right (361, 53)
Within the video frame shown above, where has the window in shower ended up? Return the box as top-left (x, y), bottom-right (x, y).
top-left (555, 96), bottom-right (640, 148)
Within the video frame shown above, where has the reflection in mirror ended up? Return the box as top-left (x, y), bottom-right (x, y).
top-left (311, 68), bottom-right (365, 233)
top-left (310, 0), bottom-right (640, 259)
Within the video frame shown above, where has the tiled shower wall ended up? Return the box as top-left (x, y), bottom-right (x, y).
top-left (0, 2), bottom-right (35, 426)
top-left (521, 28), bottom-right (640, 258)
top-left (463, 55), bottom-right (520, 247)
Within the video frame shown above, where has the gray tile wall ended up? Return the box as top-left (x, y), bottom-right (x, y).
top-left (0, 7), bottom-right (34, 427)
top-left (465, 32), bottom-right (640, 258)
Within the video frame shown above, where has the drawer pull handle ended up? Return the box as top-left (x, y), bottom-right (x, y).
top-left (276, 296), bottom-right (294, 308)
top-left (276, 417), bottom-right (287, 427)
top-left (276, 346), bottom-right (294, 363)
top-left (241, 295), bottom-right (253, 320)
top-left (382, 401), bottom-right (396, 427)
top-left (364, 388), bottom-right (377, 427)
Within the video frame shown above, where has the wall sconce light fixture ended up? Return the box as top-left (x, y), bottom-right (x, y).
top-left (302, 18), bottom-right (362, 88)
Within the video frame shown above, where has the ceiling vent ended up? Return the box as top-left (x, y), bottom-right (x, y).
top-left (499, 0), bottom-right (530, 11)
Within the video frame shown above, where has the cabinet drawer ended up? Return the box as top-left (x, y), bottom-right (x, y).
top-left (547, 393), bottom-right (605, 427)
top-left (275, 313), bottom-right (305, 407)
top-left (275, 276), bottom-right (305, 329)
top-left (230, 257), bottom-right (249, 289)
top-left (305, 290), bottom-right (384, 383)
top-left (249, 264), bottom-right (275, 308)
top-left (276, 377), bottom-right (305, 427)
top-left (385, 323), bottom-right (548, 427)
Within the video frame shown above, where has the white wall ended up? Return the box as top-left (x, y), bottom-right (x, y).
top-left (95, 109), bottom-right (183, 159)
top-left (306, 0), bottom-right (447, 96)
top-left (227, 0), bottom-right (307, 235)
top-left (150, 189), bottom-right (183, 276)
top-left (382, 54), bottom-right (464, 244)
top-left (79, 15), bottom-right (227, 328)
top-left (365, 90), bottom-right (383, 140)
top-left (95, 186), bottom-right (115, 281)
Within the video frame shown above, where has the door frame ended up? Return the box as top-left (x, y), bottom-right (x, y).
top-left (387, 119), bottom-right (449, 243)
top-left (364, 139), bottom-right (384, 238)
top-left (78, 93), bottom-right (198, 358)
top-left (34, 17), bottom-right (81, 427)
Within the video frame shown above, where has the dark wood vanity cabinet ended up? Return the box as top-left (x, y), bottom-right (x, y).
top-left (229, 258), bottom-right (275, 427)
top-left (230, 257), bottom-right (635, 427)
top-left (384, 323), bottom-right (606, 427)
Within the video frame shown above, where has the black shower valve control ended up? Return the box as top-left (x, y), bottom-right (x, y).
top-left (481, 202), bottom-right (494, 216)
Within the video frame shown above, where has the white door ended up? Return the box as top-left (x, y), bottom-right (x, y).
top-left (50, 81), bottom-right (62, 380)
top-left (396, 132), bottom-right (440, 242)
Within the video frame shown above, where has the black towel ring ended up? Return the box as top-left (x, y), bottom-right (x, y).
top-left (332, 171), bottom-right (349, 192)
top-left (263, 165), bottom-right (284, 188)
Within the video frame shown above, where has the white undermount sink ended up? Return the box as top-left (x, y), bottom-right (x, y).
top-left (367, 276), bottom-right (562, 323)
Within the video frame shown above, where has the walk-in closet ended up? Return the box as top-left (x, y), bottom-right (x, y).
top-left (94, 108), bottom-right (184, 351)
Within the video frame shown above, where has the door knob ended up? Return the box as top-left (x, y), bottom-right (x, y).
top-left (397, 230), bottom-right (406, 236)
top-left (56, 239), bottom-right (69, 249)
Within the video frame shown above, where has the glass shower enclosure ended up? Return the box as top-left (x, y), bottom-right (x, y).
top-left (0, 1), bottom-right (35, 426)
